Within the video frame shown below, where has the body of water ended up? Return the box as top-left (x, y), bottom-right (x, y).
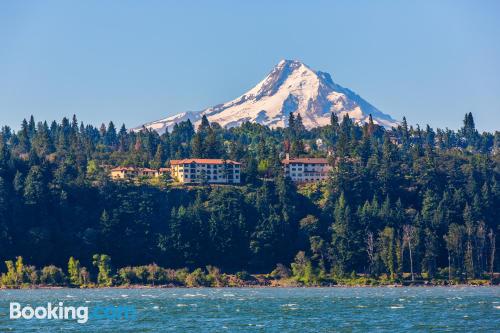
top-left (0, 287), bottom-right (498, 332)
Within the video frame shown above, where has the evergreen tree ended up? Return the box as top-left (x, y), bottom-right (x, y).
top-left (23, 166), bottom-right (46, 205)
top-left (331, 193), bottom-right (361, 276)
top-left (151, 144), bottom-right (165, 169)
top-left (106, 121), bottom-right (117, 147)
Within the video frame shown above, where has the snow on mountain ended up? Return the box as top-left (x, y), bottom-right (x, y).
top-left (137, 60), bottom-right (398, 133)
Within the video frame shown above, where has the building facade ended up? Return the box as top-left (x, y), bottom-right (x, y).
top-left (111, 167), bottom-right (135, 179)
top-left (170, 159), bottom-right (241, 184)
top-left (110, 167), bottom-right (160, 180)
top-left (282, 156), bottom-right (331, 183)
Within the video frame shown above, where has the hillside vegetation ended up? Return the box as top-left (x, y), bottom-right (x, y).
top-left (0, 113), bottom-right (498, 285)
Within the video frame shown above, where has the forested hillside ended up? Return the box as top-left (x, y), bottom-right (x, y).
top-left (0, 113), bottom-right (498, 283)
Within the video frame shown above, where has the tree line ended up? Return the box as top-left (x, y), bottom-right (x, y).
top-left (0, 255), bottom-right (256, 288)
top-left (0, 112), bottom-right (498, 284)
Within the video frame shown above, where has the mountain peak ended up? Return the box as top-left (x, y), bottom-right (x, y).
top-left (138, 61), bottom-right (398, 133)
top-left (274, 59), bottom-right (312, 74)
top-left (277, 59), bottom-right (304, 66)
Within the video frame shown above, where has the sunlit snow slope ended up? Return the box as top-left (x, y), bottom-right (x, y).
top-left (138, 60), bottom-right (398, 133)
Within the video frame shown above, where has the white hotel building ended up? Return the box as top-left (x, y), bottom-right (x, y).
top-left (170, 159), bottom-right (241, 184)
top-left (282, 156), bottom-right (331, 183)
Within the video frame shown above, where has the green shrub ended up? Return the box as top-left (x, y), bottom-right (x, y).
top-left (40, 265), bottom-right (66, 286)
top-left (185, 268), bottom-right (209, 287)
top-left (235, 271), bottom-right (252, 281)
top-left (270, 264), bottom-right (291, 279)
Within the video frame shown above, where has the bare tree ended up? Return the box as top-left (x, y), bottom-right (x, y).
top-left (488, 229), bottom-right (496, 283)
top-left (465, 221), bottom-right (475, 280)
top-left (403, 225), bottom-right (416, 281)
top-left (366, 231), bottom-right (375, 275)
top-left (476, 221), bottom-right (486, 274)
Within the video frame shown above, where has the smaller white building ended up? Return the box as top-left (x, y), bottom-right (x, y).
top-left (110, 167), bottom-right (157, 180)
top-left (282, 156), bottom-right (331, 183)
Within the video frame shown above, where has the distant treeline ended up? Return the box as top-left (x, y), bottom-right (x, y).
top-left (0, 112), bottom-right (498, 282)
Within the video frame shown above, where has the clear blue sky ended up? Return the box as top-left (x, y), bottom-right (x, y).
top-left (1, 0), bottom-right (499, 131)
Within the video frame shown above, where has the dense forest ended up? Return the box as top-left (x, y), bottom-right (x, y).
top-left (0, 112), bottom-right (498, 286)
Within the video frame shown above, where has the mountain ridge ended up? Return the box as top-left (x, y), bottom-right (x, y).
top-left (137, 60), bottom-right (398, 133)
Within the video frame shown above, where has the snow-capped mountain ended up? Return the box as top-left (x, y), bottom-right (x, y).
top-left (138, 60), bottom-right (398, 133)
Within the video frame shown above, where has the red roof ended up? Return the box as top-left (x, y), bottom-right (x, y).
top-left (170, 159), bottom-right (241, 165)
top-left (282, 158), bottom-right (329, 165)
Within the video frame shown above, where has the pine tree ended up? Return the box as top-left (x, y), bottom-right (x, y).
top-left (401, 116), bottom-right (410, 148)
top-left (288, 113), bottom-right (296, 132)
top-left (421, 190), bottom-right (438, 227)
top-left (117, 124), bottom-right (128, 152)
top-left (106, 121), bottom-right (117, 147)
top-left (331, 193), bottom-right (361, 276)
top-left (421, 228), bottom-right (438, 278)
top-left (23, 166), bottom-right (45, 205)
top-left (28, 115), bottom-right (36, 138)
top-left (367, 114), bottom-right (375, 137)
top-left (294, 113), bottom-right (305, 136)
top-left (425, 124), bottom-right (435, 148)
top-left (71, 115), bottom-right (79, 133)
top-left (204, 128), bottom-right (220, 158)
top-left (330, 112), bottom-right (339, 128)
top-left (32, 122), bottom-right (53, 157)
top-left (461, 112), bottom-right (478, 148)
top-left (151, 144), bottom-right (165, 169)
top-left (18, 119), bottom-right (31, 152)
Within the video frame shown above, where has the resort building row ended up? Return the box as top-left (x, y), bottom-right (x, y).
top-left (110, 159), bottom-right (242, 184)
top-left (110, 156), bottom-right (332, 184)
top-left (170, 159), bottom-right (241, 184)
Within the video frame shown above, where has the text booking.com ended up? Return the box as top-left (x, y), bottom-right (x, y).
top-left (9, 302), bottom-right (137, 324)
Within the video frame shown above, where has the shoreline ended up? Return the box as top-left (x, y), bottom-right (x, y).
top-left (2, 282), bottom-right (497, 290)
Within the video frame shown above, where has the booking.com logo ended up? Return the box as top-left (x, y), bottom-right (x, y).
top-left (9, 302), bottom-right (137, 324)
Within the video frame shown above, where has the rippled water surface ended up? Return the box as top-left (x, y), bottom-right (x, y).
top-left (0, 287), bottom-right (499, 332)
